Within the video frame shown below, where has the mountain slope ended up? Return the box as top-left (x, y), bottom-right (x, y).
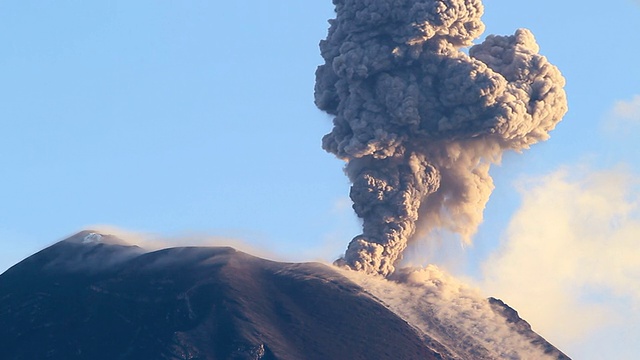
top-left (0, 231), bottom-right (442, 360)
top-left (0, 231), bottom-right (570, 359)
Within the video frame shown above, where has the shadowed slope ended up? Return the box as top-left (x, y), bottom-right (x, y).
top-left (0, 232), bottom-right (442, 360)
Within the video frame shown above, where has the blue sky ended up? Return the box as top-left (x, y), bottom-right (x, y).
top-left (1, 1), bottom-right (639, 359)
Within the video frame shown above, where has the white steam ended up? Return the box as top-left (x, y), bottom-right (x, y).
top-left (481, 166), bottom-right (640, 350)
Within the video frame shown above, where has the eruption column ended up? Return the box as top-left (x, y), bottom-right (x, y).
top-left (315, 0), bottom-right (568, 276)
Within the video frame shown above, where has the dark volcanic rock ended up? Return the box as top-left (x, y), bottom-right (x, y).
top-left (0, 231), bottom-right (443, 360)
top-left (488, 298), bottom-right (571, 360)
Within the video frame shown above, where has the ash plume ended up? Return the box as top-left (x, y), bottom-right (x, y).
top-left (315, 0), bottom-right (568, 276)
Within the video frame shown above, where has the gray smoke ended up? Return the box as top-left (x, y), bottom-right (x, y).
top-left (315, 0), bottom-right (568, 276)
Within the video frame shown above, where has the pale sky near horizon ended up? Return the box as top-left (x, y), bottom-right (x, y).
top-left (1, 1), bottom-right (639, 359)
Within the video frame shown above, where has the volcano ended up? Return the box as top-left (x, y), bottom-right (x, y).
top-left (0, 231), bottom-right (570, 359)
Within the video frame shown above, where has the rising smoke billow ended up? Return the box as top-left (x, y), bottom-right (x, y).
top-left (315, 0), bottom-right (568, 276)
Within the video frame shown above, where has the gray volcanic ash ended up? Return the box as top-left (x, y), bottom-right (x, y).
top-left (315, 0), bottom-right (568, 276)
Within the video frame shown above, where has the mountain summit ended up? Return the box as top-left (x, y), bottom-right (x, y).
top-left (0, 231), bottom-right (570, 359)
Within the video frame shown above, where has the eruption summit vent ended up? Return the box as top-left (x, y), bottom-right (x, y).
top-left (315, 0), bottom-right (568, 276)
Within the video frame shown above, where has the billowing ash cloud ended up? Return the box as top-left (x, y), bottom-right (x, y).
top-left (315, 0), bottom-right (568, 276)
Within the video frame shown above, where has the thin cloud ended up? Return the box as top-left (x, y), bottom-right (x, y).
top-left (612, 95), bottom-right (640, 122)
top-left (604, 94), bottom-right (640, 133)
top-left (480, 166), bottom-right (640, 351)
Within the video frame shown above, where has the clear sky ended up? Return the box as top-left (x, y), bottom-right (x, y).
top-left (1, 1), bottom-right (639, 359)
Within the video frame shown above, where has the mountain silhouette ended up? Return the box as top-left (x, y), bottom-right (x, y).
top-left (0, 231), bottom-right (569, 359)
